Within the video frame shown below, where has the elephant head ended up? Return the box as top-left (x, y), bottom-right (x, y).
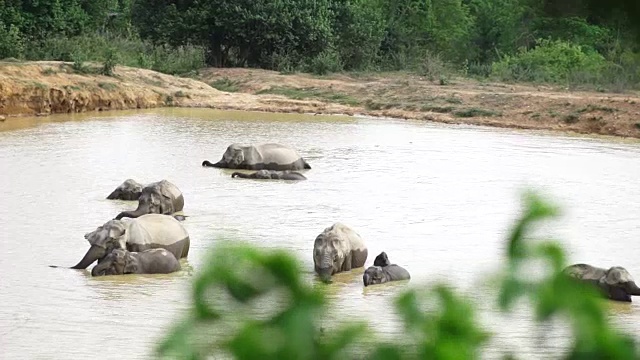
top-left (71, 220), bottom-right (127, 269)
top-left (106, 179), bottom-right (143, 200)
top-left (203, 144), bottom-right (245, 168)
top-left (363, 266), bottom-right (386, 286)
top-left (91, 249), bottom-right (137, 276)
top-left (599, 266), bottom-right (640, 302)
top-left (114, 185), bottom-right (172, 220)
top-left (313, 236), bottom-right (344, 283)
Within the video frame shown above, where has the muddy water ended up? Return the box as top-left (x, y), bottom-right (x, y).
top-left (1, 108), bottom-right (640, 359)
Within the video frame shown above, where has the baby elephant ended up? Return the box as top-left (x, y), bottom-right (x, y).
top-left (563, 263), bottom-right (640, 302)
top-left (231, 170), bottom-right (307, 181)
top-left (91, 248), bottom-right (181, 277)
top-left (363, 252), bottom-right (411, 287)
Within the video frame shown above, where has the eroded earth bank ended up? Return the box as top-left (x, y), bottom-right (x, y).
top-left (1, 60), bottom-right (639, 138)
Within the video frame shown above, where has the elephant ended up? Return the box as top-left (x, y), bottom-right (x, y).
top-left (313, 222), bottom-right (368, 282)
top-left (114, 180), bottom-right (184, 220)
top-left (91, 248), bottom-right (181, 276)
top-left (231, 170), bottom-right (307, 181)
top-left (71, 214), bottom-right (190, 270)
top-left (563, 263), bottom-right (640, 302)
top-left (202, 143), bottom-right (311, 171)
top-left (106, 179), bottom-right (144, 201)
top-left (363, 252), bottom-right (411, 287)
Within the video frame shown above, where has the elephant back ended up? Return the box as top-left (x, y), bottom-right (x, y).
top-left (126, 214), bottom-right (190, 251)
top-left (254, 143), bottom-right (305, 165)
top-left (563, 263), bottom-right (607, 281)
top-left (316, 222), bottom-right (366, 256)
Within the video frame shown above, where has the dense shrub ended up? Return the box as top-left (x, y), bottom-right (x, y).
top-left (492, 39), bottom-right (608, 83)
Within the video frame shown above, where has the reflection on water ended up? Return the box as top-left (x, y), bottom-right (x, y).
top-left (1, 108), bottom-right (640, 359)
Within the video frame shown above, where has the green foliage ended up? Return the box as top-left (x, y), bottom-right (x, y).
top-left (492, 39), bottom-right (608, 83)
top-left (157, 190), bottom-right (640, 359)
top-left (453, 108), bottom-right (501, 117)
top-left (498, 192), bottom-right (638, 358)
top-left (209, 78), bottom-right (242, 93)
top-left (24, 34), bottom-right (205, 75)
top-left (1, 0), bottom-right (639, 85)
top-left (101, 48), bottom-right (118, 76)
top-left (329, 0), bottom-right (387, 70)
top-left (0, 21), bottom-right (24, 59)
top-left (257, 86), bottom-right (361, 106)
top-left (306, 49), bottom-right (343, 76)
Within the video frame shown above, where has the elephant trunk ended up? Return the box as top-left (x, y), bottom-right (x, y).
top-left (202, 160), bottom-right (226, 168)
top-left (363, 273), bottom-right (372, 287)
top-left (626, 281), bottom-right (640, 296)
top-left (316, 266), bottom-right (333, 283)
top-left (115, 205), bottom-right (147, 220)
top-left (71, 244), bottom-right (105, 269)
top-left (106, 190), bottom-right (120, 200)
top-left (231, 172), bottom-right (249, 178)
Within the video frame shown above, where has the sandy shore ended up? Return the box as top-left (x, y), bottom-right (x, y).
top-left (1, 61), bottom-right (639, 139)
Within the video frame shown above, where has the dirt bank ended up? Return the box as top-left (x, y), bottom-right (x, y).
top-left (1, 61), bottom-right (639, 139)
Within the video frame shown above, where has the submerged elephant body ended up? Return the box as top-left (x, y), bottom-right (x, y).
top-left (563, 263), bottom-right (640, 302)
top-left (72, 214), bottom-right (190, 269)
top-left (313, 223), bottom-right (368, 282)
top-left (106, 179), bottom-right (144, 200)
top-left (363, 252), bottom-right (410, 286)
top-left (231, 170), bottom-right (307, 181)
top-left (91, 248), bottom-right (181, 276)
top-left (115, 180), bottom-right (184, 220)
top-left (202, 143), bottom-right (311, 171)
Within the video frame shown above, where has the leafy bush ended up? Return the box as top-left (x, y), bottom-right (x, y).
top-left (23, 34), bottom-right (205, 75)
top-left (0, 22), bottom-right (24, 59)
top-left (157, 191), bottom-right (639, 359)
top-left (491, 39), bottom-right (607, 83)
top-left (306, 50), bottom-right (343, 75)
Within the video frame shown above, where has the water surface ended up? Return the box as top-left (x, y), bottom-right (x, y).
top-left (1, 108), bottom-right (640, 359)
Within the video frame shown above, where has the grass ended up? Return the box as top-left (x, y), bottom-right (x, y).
top-left (453, 108), bottom-right (501, 118)
top-left (420, 105), bottom-right (454, 113)
top-left (98, 82), bottom-right (118, 90)
top-left (209, 77), bottom-right (242, 92)
top-left (257, 86), bottom-right (361, 106)
top-left (577, 104), bottom-right (616, 113)
top-left (562, 113), bottom-right (580, 124)
top-left (32, 82), bottom-right (47, 90)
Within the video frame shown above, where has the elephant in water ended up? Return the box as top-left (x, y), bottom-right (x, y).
top-left (71, 214), bottom-right (190, 269)
top-left (202, 143), bottom-right (311, 170)
top-left (114, 180), bottom-right (184, 220)
top-left (91, 248), bottom-right (181, 276)
top-left (313, 222), bottom-right (368, 282)
top-left (563, 263), bottom-right (640, 302)
top-left (363, 252), bottom-right (411, 287)
top-left (231, 170), bottom-right (307, 181)
top-left (106, 179), bottom-right (144, 200)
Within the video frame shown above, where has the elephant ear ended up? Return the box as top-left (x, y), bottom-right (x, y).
top-left (107, 222), bottom-right (127, 250)
top-left (158, 185), bottom-right (175, 211)
top-left (245, 146), bottom-right (260, 164)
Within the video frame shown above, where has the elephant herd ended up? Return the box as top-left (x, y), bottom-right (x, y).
top-left (64, 142), bottom-right (640, 299)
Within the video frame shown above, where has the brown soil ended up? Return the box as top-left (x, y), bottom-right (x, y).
top-left (2, 61), bottom-right (640, 139)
